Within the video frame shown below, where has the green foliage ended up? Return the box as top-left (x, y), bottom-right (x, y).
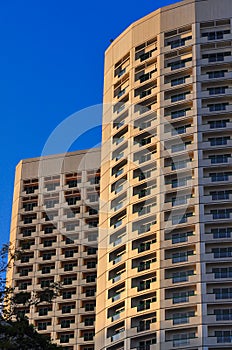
top-left (0, 243), bottom-right (63, 349)
top-left (0, 318), bottom-right (63, 349)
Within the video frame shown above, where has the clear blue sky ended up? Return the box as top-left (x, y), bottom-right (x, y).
top-left (0, 0), bottom-right (178, 246)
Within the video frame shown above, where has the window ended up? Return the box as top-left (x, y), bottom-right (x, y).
top-left (86, 274), bottom-right (96, 283)
top-left (37, 321), bottom-right (51, 330)
top-left (23, 215), bottom-right (36, 224)
top-left (44, 226), bottom-right (54, 234)
top-left (211, 209), bottom-right (232, 219)
top-left (173, 332), bottom-right (195, 346)
top-left (214, 287), bottom-right (232, 299)
top-left (209, 136), bottom-right (230, 146)
top-left (62, 304), bottom-right (75, 314)
top-left (171, 124), bottom-right (191, 135)
top-left (23, 202), bottom-right (37, 211)
top-left (171, 92), bottom-right (189, 103)
top-left (87, 261), bottom-right (96, 269)
top-left (41, 279), bottom-right (53, 288)
top-left (85, 288), bottom-right (96, 297)
top-left (215, 330), bottom-right (232, 343)
top-left (208, 102), bottom-right (228, 111)
top-left (171, 176), bottom-right (191, 188)
top-left (211, 227), bottom-right (232, 239)
top-left (85, 303), bottom-right (95, 311)
top-left (171, 159), bottom-right (190, 170)
top-left (63, 276), bottom-right (76, 285)
top-left (208, 70), bottom-right (227, 79)
top-left (38, 306), bottom-right (52, 316)
top-left (84, 317), bottom-right (95, 326)
top-left (87, 247), bottom-right (97, 255)
top-left (83, 332), bottom-right (94, 341)
top-left (168, 36), bottom-right (192, 48)
top-left (212, 247), bottom-right (232, 258)
top-left (209, 154), bottom-right (231, 164)
top-left (172, 250), bottom-right (194, 263)
top-left (60, 333), bottom-right (74, 343)
top-left (64, 263), bottom-right (77, 272)
top-left (214, 309), bottom-right (232, 321)
top-left (210, 190), bottom-right (232, 200)
top-left (67, 180), bottom-right (78, 188)
top-left (61, 319), bottom-right (75, 328)
top-left (212, 267), bottom-right (232, 279)
top-left (171, 108), bottom-right (190, 119)
top-left (202, 51), bottom-right (231, 62)
top-left (137, 277), bottom-right (156, 291)
top-left (172, 311), bottom-right (194, 325)
top-left (42, 265), bottom-right (54, 274)
top-left (202, 29), bottom-right (230, 40)
top-left (208, 86), bottom-right (227, 95)
top-left (65, 222), bottom-right (79, 231)
top-left (171, 76), bottom-right (190, 86)
top-left (42, 252), bottom-right (55, 261)
top-left (64, 249), bottom-right (78, 258)
top-left (62, 290), bottom-right (75, 299)
top-left (171, 212), bottom-right (193, 225)
top-left (210, 172), bottom-right (232, 182)
top-left (172, 231), bottom-right (193, 244)
top-left (44, 199), bottom-right (59, 208)
top-left (167, 57), bottom-right (192, 70)
top-left (172, 290), bottom-right (194, 304)
top-left (137, 297), bottom-right (156, 311)
top-left (172, 269), bottom-right (194, 283)
top-left (66, 196), bottom-right (80, 205)
top-left (209, 120), bottom-right (229, 129)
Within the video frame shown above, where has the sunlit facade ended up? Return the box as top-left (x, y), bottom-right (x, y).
top-left (96, 0), bottom-right (232, 349)
top-left (7, 149), bottom-right (100, 350)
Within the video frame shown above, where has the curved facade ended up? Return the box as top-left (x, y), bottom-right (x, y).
top-left (96, 0), bottom-right (232, 349)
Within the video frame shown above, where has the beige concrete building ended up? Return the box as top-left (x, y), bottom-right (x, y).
top-left (7, 149), bottom-right (101, 350)
top-left (96, 0), bottom-right (232, 349)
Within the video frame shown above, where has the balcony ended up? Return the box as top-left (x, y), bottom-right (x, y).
top-left (163, 35), bottom-right (193, 52)
top-left (163, 93), bottom-right (193, 109)
top-left (162, 254), bottom-right (196, 268)
top-left (162, 196), bottom-right (195, 211)
top-left (202, 193), bottom-right (232, 204)
top-left (200, 54), bottom-right (232, 66)
top-left (106, 290), bottom-right (126, 308)
top-left (201, 138), bottom-right (232, 151)
top-left (134, 86), bottom-right (159, 103)
top-left (166, 115), bottom-right (193, 129)
top-left (162, 273), bottom-right (198, 288)
top-left (201, 104), bottom-right (232, 115)
top-left (164, 315), bottom-right (200, 329)
top-left (201, 87), bottom-right (232, 99)
top-left (164, 76), bottom-right (193, 90)
top-left (163, 160), bottom-right (196, 176)
top-left (162, 142), bottom-right (194, 158)
top-left (111, 330), bottom-right (125, 343)
top-left (162, 125), bottom-right (194, 141)
top-left (128, 322), bottom-right (158, 337)
top-left (200, 70), bottom-right (232, 82)
top-left (199, 121), bottom-right (232, 133)
top-left (162, 59), bottom-right (192, 75)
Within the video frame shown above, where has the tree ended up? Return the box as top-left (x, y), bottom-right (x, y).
top-left (0, 243), bottom-right (63, 349)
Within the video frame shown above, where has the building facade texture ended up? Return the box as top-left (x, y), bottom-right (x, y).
top-left (7, 0), bottom-right (232, 349)
top-left (7, 149), bottom-right (100, 350)
top-left (96, 0), bottom-right (232, 349)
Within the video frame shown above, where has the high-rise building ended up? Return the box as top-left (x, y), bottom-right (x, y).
top-left (7, 149), bottom-right (101, 350)
top-left (96, 0), bottom-right (232, 349)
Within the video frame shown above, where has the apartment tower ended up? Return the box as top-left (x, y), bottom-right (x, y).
top-left (96, 0), bottom-right (232, 349)
top-left (7, 149), bottom-right (100, 350)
